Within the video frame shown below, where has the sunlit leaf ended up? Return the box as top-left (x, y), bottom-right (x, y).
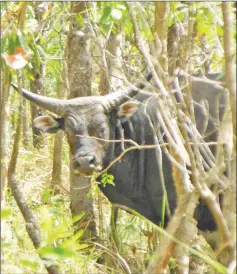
top-left (17, 30), bottom-right (29, 50)
top-left (116, 4), bottom-right (126, 11)
top-left (75, 14), bottom-right (84, 28)
top-left (8, 34), bottom-right (17, 54)
top-left (216, 24), bottom-right (224, 37)
top-left (1, 37), bottom-right (7, 54)
top-left (72, 229), bottom-right (84, 242)
top-left (100, 6), bottom-right (112, 23)
top-left (20, 258), bottom-right (39, 270)
top-left (1, 208), bottom-right (13, 219)
top-left (76, 243), bottom-right (89, 251)
top-left (38, 246), bottom-right (76, 260)
top-left (111, 8), bottom-right (122, 20)
top-left (61, 229), bottom-right (85, 250)
top-left (40, 206), bottom-right (52, 243)
top-left (72, 212), bottom-right (85, 224)
top-left (26, 19), bottom-right (38, 32)
top-left (2, 242), bottom-right (11, 248)
top-left (2, 46), bottom-right (29, 69)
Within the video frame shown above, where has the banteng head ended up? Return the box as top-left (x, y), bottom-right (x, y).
top-left (11, 74), bottom-right (151, 176)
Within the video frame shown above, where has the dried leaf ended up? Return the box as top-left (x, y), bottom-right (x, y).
top-left (2, 46), bottom-right (28, 69)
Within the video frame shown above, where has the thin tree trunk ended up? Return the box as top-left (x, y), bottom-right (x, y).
top-left (22, 77), bottom-right (30, 147)
top-left (30, 2), bottom-right (46, 149)
top-left (1, 67), bottom-right (10, 205)
top-left (219, 2), bottom-right (236, 266)
top-left (167, 22), bottom-right (185, 75)
top-left (51, 79), bottom-right (66, 189)
top-left (100, 30), bottom-right (123, 95)
top-left (99, 27), bottom-right (123, 250)
top-left (66, 2), bottom-right (97, 240)
top-left (30, 73), bottom-right (44, 148)
top-left (51, 131), bottom-right (64, 190)
top-left (154, 2), bottom-right (168, 73)
top-left (51, 19), bottom-right (69, 190)
top-left (222, 2), bottom-right (236, 146)
top-left (22, 98), bottom-right (30, 147)
top-left (18, 3), bottom-right (30, 148)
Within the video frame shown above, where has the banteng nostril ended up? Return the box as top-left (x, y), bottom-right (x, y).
top-left (88, 156), bottom-right (96, 165)
top-left (75, 161), bottom-right (80, 168)
top-left (73, 155), bottom-right (97, 170)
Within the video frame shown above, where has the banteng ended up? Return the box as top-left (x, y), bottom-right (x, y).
top-left (11, 73), bottom-right (228, 233)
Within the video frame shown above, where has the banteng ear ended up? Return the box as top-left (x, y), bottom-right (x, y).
top-left (33, 116), bottom-right (64, 133)
top-left (117, 102), bottom-right (140, 122)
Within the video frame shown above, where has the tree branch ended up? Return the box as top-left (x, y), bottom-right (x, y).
top-left (7, 99), bottom-right (60, 274)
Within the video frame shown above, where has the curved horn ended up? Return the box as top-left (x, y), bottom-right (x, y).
top-left (104, 72), bottom-right (152, 111)
top-left (11, 83), bottom-right (67, 115)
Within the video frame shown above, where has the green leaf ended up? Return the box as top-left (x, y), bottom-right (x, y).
top-left (38, 246), bottom-right (76, 259)
top-left (61, 229), bottom-right (84, 249)
top-left (87, 188), bottom-right (92, 199)
top-left (72, 212), bottom-right (85, 224)
top-left (26, 66), bottom-right (35, 81)
top-left (76, 243), bottom-right (89, 251)
top-left (1, 242), bottom-right (11, 248)
top-left (100, 172), bottom-right (115, 187)
top-left (1, 37), bottom-right (7, 54)
top-left (100, 6), bottom-right (112, 22)
top-left (107, 174), bottom-right (114, 180)
top-left (8, 34), bottom-right (17, 54)
top-left (20, 258), bottom-right (39, 270)
top-left (161, 194), bottom-right (166, 228)
top-left (75, 14), bottom-right (84, 28)
top-left (1, 208), bottom-right (13, 219)
top-left (107, 179), bottom-right (115, 185)
top-left (40, 206), bottom-right (52, 241)
top-left (41, 187), bottom-right (53, 204)
top-left (216, 25), bottom-right (223, 37)
top-left (72, 229), bottom-right (84, 242)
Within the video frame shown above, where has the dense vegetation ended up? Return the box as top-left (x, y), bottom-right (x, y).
top-left (1, 2), bottom-right (236, 273)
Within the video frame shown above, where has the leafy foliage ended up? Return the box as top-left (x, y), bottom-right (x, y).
top-left (1, 2), bottom-right (236, 273)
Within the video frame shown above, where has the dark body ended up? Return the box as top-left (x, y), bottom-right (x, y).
top-left (101, 74), bottom-right (226, 230)
top-left (101, 94), bottom-right (176, 226)
top-left (11, 73), bottom-right (227, 231)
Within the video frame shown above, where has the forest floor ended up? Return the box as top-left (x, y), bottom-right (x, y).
top-left (2, 136), bottom-right (217, 274)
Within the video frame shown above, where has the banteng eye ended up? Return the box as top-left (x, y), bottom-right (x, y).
top-left (97, 126), bottom-right (106, 138)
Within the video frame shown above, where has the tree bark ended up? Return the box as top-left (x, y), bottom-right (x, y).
top-left (30, 2), bottom-right (46, 149)
top-left (219, 2), bottom-right (236, 266)
top-left (51, 130), bottom-right (64, 190)
top-left (17, 3), bottom-right (31, 148)
top-left (0, 66), bottom-right (10, 205)
top-left (66, 2), bottom-right (97, 240)
top-left (99, 30), bottom-right (123, 95)
top-left (98, 27), bottom-right (123, 250)
top-left (22, 78), bottom-right (30, 147)
top-left (167, 22), bottom-right (185, 75)
top-left (154, 2), bottom-right (168, 73)
top-left (222, 2), bottom-right (236, 146)
top-left (30, 74), bottom-right (44, 148)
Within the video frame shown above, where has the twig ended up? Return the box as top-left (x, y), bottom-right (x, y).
top-left (127, 2), bottom-right (168, 97)
top-left (7, 98), bottom-right (60, 274)
top-left (91, 241), bottom-right (132, 274)
top-left (222, 2), bottom-right (236, 147)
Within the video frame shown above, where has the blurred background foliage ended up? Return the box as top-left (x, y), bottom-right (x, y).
top-left (1, 2), bottom-right (236, 273)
